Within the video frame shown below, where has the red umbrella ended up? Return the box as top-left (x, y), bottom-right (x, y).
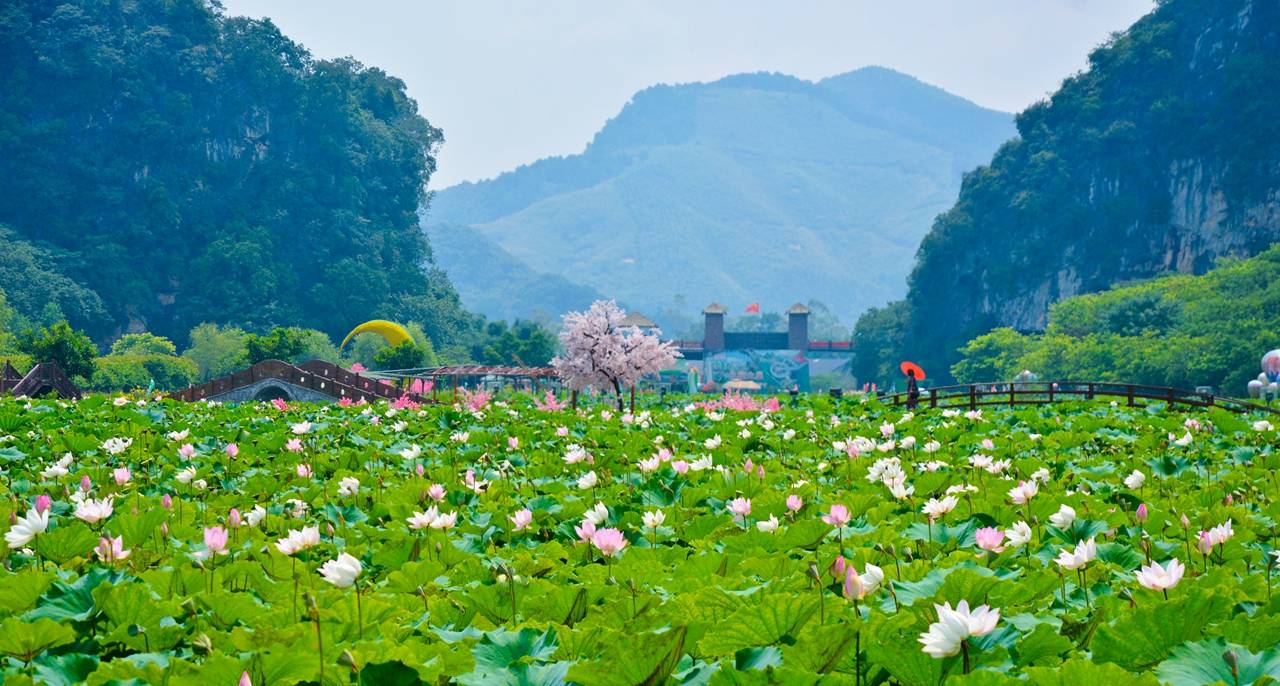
top-left (900, 361), bottom-right (926, 381)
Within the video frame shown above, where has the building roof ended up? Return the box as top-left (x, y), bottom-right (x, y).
top-left (619, 311), bottom-right (658, 328)
top-left (703, 302), bottom-right (727, 314)
top-left (787, 302), bottom-right (811, 314)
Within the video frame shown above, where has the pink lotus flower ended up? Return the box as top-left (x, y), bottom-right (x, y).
top-left (981, 439), bottom-right (995, 450)
top-left (1136, 503), bottom-right (1148, 523)
top-left (296, 463), bottom-right (312, 479)
top-left (162, 494), bottom-right (173, 510)
top-left (95, 536), bottom-right (130, 563)
top-left (80, 475), bottom-right (92, 492)
top-left (786, 495), bottom-right (803, 512)
top-left (1136, 558), bottom-right (1185, 592)
top-left (415, 464), bottom-right (425, 477)
top-left (822, 504), bottom-right (851, 527)
top-left (427, 483), bottom-right (446, 501)
top-left (239, 671), bottom-right (253, 686)
top-left (113, 468), bottom-right (131, 485)
top-left (507, 437), bottom-right (519, 450)
top-left (591, 528), bottom-right (628, 557)
top-left (831, 555), bottom-right (847, 577)
top-left (228, 508), bottom-right (242, 528)
top-left (285, 438), bottom-right (303, 453)
top-left (975, 527), bottom-right (1005, 553)
top-left (271, 398), bottom-right (289, 411)
top-left (671, 460), bottom-right (689, 474)
top-left (339, 396), bottom-right (353, 407)
top-left (34, 494), bottom-right (52, 513)
top-left (555, 426), bottom-right (570, 437)
top-left (204, 526), bottom-right (229, 556)
top-left (510, 508), bottom-right (533, 531)
top-left (225, 443), bottom-right (239, 459)
top-left (178, 443), bottom-right (196, 459)
top-left (727, 497), bottom-right (752, 520)
top-left (575, 519), bottom-right (597, 543)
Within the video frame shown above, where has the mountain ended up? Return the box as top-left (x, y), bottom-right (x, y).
top-left (0, 0), bottom-right (472, 347)
top-left (872, 0), bottom-right (1280, 383)
top-left (424, 67), bottom-right (1013, 326)
top-left (951, 245), bottom-right (1280, 396)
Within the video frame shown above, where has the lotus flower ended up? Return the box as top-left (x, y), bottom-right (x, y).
top-left (591, 528), bottom-right (628, 557)
top-left (204, 526), bottom-right (229, 556)
top-left (918, 600), bottom-right (1001, 658)
top-left (5, 507), bottom-right (49, 548)
top-left (1005, 521), bottom-right (1032, 547)
top-left (727, 497), bottom-right (752, 520)
top-left (75, 496), bottom-right (114, 524)
top-left (975, 527), bottom-right (1005, 553)
top-left (1054, 537), bottom-right (1097, 570)
top-left (822, 504), bottom-right (851, 527)
top-left (407, 508), bottom-right (438, 530)
top-left (319, 552), bottom-right (363, 588)
top-left (642, 510), bottom-right (665, 529)
top-left (1136, 558), bottom-right (1184, 592)
top-left (510, 508), bottom-right (533, 531)
top-left (1048, 505), bottom-right (1076, 530)
top-left (95, 536), bottom-right (130, 563)
top-left (276, 526), bottom-right (321, 556)
top-left (1007, 480), bottom-right (1038, 505)
top-left (921, 495), bottom-right (957, 522)
top-left (786, 494), bottom-right (803, 512)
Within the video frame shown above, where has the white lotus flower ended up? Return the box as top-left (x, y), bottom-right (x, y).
top-left (429, 511), bottom-right (458, 529)
top-left (1054, 537), bottom-right (1097, 570)
top-left (74, 497), bottom-right (114, 524)
top-left (1008, 480), bottom-right (1038, 505)
top-left (1123, 470), bottom-right (1146, 490)
top-left (1048, 505), bottom-right (1076, 530)
top-left (584, 502), bottom-right (609, 526)
top-left (407, 507), bottom-right (439, 530)
top-left (290, 421), bottom-right (311, 435)
top-left (704, 435), bottom-right (722, 450)
top-left (1005, 521), bottom-right (1032, 547)
top-left (337, 476), bottom-right (360, 496)
top-left (5, 507), bottom-right (49, 549)
top-left (399, 444), bottom-right (422, 460)
top-left (755, 514), bottom-right (780, 533)
top-left (642, 510), bottom-right (666, 529)
top-left (576, 471), bottom-right (598, 490)
top-left (319, 552), bottom-right (362, 588)
top-left (918, 600), bottom-right (1001, 658)
top-left (921, 495), bottom-right (957, 521)
top-left (276, 526), bottom-right (320, 555)
top-left (246, 505), bottom-right (267, 527)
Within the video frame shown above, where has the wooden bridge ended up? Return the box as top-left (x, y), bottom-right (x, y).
top-left (887, 381), bottom-right (1279, 415)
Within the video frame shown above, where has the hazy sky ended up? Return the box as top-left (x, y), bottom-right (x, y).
top-left (220, 1), bottom-right (1155, 189)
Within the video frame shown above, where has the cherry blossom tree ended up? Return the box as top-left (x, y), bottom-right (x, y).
top-left (552, 300), bottom-right (680, 411)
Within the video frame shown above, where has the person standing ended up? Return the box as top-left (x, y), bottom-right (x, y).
top-left (906, 368), bottom-right (920, 409)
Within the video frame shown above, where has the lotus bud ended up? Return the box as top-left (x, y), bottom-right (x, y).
top-left (326, 523), bottom-right (335, 536)
top-left (162, 494), bottom-right (173, 510)
top-left (238, 671), bottom-right (252, 686)
top-left (191, 633), bottom-right (213, 654)
top-left (228, 508), bottom-right (241, 528)
top-left (35, 494), bottom-right (51, 513)
top-left (1180, 513), bottom-right (1190, 528)
top-left (1136, 503), bottom-right (1148, 523)
top-left (831, 555), bottom-right (847, 577)
top-left (339, 650), bottom-right (358, 672)
top-left (226, 443), bottom-right (239, 459)
top-left (1223, 650), bottom-right (1239, 675)
top-left (80, 475), bottom-right (91, 492)
top-left (416, 464), bottom-right (425, 477)
top-left (161, 522), bottom-right (169, 537)
top-left (1225, 494), bottom-right (1234, 506)
top-left (181, 598), bottom-right (197, 616)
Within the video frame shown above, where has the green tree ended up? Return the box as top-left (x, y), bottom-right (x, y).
top-left (18, 321), bottom-right (98, 380)
top-left (851, 301), bottom-right (908, 388)
top-left (241, 328), bottom-right (310, 366)
top-left (470, 320), bottom-right (558, 366)
top-left (373, 341), bottom-right (429, 371)
top-left (183, 323), bottom-right (249, 382)
top-left (110, 333), bottom-right (178, 357)
top-left (950, 328), bottom-right (1034, 383)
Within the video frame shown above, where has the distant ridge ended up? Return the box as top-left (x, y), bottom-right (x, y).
top-left (424, 66), bottom-right (1013, 327)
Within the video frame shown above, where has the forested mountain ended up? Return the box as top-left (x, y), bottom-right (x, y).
top-left (424, 68), bottom-right (1013, 326)
top-left (858, 0), bottom-right (1280, 385)
top-left (952, 246), bottom-right (1280, 395)
top-left (0, 0), bottom-right (473, 347)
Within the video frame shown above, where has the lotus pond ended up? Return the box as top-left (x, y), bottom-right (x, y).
top-left (2, 391), bottom-right (1280, 686)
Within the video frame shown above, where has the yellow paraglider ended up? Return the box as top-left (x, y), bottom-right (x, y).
top-left (339, 320), bottom-right (414, 352)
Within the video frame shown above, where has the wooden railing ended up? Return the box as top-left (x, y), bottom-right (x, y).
top-left (169, 359), bottom-right (423, 404)
top-left (887, 381), bottom-right (1278, 415)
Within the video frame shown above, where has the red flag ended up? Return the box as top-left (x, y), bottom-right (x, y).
top-left (745, 302), bottom-right (760, 314)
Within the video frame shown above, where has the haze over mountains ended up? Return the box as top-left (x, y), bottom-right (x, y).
top-left (423, 67), bottom-right (1013, 327)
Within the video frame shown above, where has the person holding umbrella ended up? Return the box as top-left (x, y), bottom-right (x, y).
top-left (901, 361), bottom-right (925, 409)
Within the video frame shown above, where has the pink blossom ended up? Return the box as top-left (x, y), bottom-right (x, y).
top-left (786, 494), bottom-right (803, 512)
top-left (551, 300), bottom-right (680, 409)
top-left (555, 426), bottom-right (570, 437)
top-left (427, 483), bottom-right (446, 501)
top-left (339, 397), bottom-right (353, 407)
top-left (113, 468), bottom-right (131, 485)
top-left (228, 508), bottom-right (242, 528)
top-left (535, 391), bottom-right (568, 412)
top-left (225, 443), bottom-right (239, 459)
top-left (671, 460), bottom-right (689, 474)
top-left (34, 494), bottom-right (52, 513)
top-left (822, 504), bottom-right (851, 527)
top-left (1197, 531), bottom-right (1213, 555)
top-left (178, 443), bottom-right (196, 459)
top-left (507, 437), bottom-right (519, 450)
top-left (95, 536), bottom-right (130, 563)
top-left (296, 463), bottom-right (312, 479)
top-left (575, 519), bottom-right (597, 543)
top-left (240, 671), bottom-right (253, 686)
top-left (1136, 503), bottom-right (1148, 523)
top-left (285, 438), bottom-right (303, 453)
top-left (162, 494), bottom-right (173, 510)
top-left (415, 464), bottom-right (425, 477)
top-left (271, 398), bottom-right (289, 411)
top-left (80, 475), bottom-right (92, 492)
top-left (831, 555), bottom-right (847, 577)
top-left (975, 527), bottom-right (1005, 553)
top-left (591, 527), bottom-right (628, 557)
top-left (727, 497), bottom-right (752, 519)
top-left (510, 508), bottom-right (533, 532)
top-left (981, 439), bottom-right (995, 450)
top-left (204, 526), bottom-right (229, 555)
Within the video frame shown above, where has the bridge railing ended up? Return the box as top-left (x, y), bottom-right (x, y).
top-left (886, 381), bottom-right (1278, 415)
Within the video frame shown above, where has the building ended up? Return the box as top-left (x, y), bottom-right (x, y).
top-left (668, 303), bottom-right (852, 392)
